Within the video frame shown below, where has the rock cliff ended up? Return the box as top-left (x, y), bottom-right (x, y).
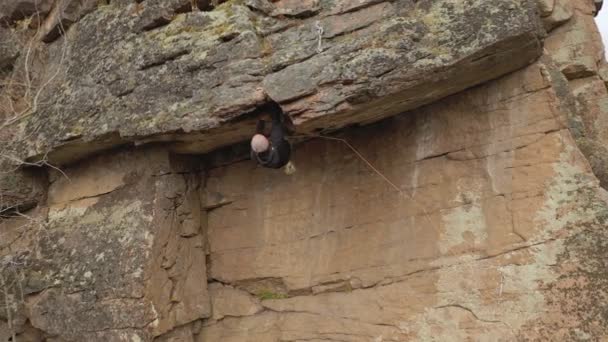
top-left (2, 0), bottom-right (608, 341)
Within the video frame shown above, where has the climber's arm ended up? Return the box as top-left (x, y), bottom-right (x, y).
top-left (269, 110), bottom-right (285, 146)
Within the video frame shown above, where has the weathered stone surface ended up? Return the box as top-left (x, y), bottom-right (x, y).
top-left (0, 27), bottom-right (19, 71)
top-left (3, 0), bottom-right (608, 341)
top-left (543, 0), bottom-right (608, 190)
top-left (145, 170), bottom-right (210, 336)
top-left (537, 0), bottom-right (555, 16)
top-left (539, 0), bottom-right (573, 31)
top-left (0, 148), bottom-right (210, 340)
top-left (0, 165), bottom-right (46, 214)
top-left (37, 0), bottom-right (99, 43)
top-left (132, 0), bottom-right (194, 32)
top-left (271, 0), bottom-right (320, 18)
top-left (14, 0), bottom-right (543, 165)
top-left (599, 63), bottom-right (608, 84)
top-left (0, 0), bottom-right (54, 24)
top-left (206, 61), bottom-right (563, 291)
top-left (574, 0), bottom-right (603, 14)
top-left (199, 311), bottom-right (408, 341)
top-left (208, 283), bottom-right (263, 320)
top-left (544, 9), bottom-right (604, 79)
top-left (155, 322), bottom-right (197, 342)
top-left (198, 57), bottom-right (608, 339)
top-left (570, 77), bottom-right (608, 145)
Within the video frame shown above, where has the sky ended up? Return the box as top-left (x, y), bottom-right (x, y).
top-left (597, 8), bottom-right (608, 58)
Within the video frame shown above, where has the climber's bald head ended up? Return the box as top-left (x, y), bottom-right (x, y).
top-left (251, 134), bottom-right (270, 153)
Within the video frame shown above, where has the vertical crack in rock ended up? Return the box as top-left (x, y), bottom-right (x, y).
top-left (145, 156), bottom-right (210, 337)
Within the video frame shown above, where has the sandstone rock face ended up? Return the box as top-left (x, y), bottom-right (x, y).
top-left (2, 150), bottom-right (210, 341)
top-left (545, 0), bottom-right (608, 188)
top-left (201, 59), bottom-right (608, 341)
top-left (545, 2), bottom-right (604, 78)
top-left (2, 0), bottom-right (608, 341)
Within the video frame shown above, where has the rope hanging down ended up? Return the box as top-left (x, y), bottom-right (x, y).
top-left (287, 133), bottom-right (510, 310)
top-left (292, 133), bottom-right (403, 196)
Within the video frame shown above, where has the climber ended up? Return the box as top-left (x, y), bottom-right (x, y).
top-left (596, 0), bottom-right (603, 15)
top-left (250, 103), bottom-right (292, 169)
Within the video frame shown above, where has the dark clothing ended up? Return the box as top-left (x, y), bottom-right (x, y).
top-left (596, 0), bottom-right (603, 15)
top-left (251, 110), bottom-right (291, 169)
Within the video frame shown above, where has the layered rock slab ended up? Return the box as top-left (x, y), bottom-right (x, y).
top-left (16, 0), bottom-right (544, 164)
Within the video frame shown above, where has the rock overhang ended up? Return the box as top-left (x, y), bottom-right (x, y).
top-left (14, 0), bottom-right (545, 165)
